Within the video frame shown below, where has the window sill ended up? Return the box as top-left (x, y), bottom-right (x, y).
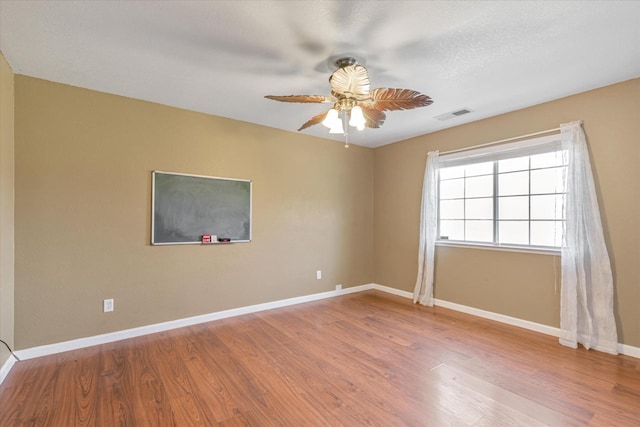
top-left (436, 240), bottom-right (561, 256)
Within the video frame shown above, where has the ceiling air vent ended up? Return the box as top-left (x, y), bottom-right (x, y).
top-left (435, 108), bottom-right (473, 121)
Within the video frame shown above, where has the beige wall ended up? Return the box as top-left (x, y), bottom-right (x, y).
top-left (14, 76), bottom-right (374, 349)
top-left (374, 79), bottom-right (640, 347)
top-left (10, 74), bottom-right (640, 351)
top-left (0, 52), bottom-right (15, 365)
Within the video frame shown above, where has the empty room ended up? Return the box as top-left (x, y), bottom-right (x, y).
top-left (0, 1), bottom-right (639, 425)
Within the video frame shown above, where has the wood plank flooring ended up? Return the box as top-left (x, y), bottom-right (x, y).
top-left (1, 290), bottom-right (638, 426)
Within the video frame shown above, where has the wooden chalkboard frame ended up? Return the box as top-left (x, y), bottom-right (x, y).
top-left (151, 171), bottom-right (252, 245)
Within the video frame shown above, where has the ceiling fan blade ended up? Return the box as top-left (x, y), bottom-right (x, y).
top-left (360, 106), bottom-right (386, 128)
top-left (365, 88), bottom-right (433, 111)
top-left (265, 95), bottom-right (336, 103)
top-left (329, 65), bottom-right (370, 98)
top-left (298, 110), bottom-right (329, 131)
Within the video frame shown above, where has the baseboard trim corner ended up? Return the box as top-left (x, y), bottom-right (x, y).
top-left (0, 353), bottom-right (17, 385)
top-left (370, 283), bottom-right (413, 299)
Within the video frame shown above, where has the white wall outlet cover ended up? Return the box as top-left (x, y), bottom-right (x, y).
top-left (336, 284), bottom-right (343, 290)
top-left (103, 298), bottom-right (114, 312)
top-left (316, 270), bottom-right (322, 280)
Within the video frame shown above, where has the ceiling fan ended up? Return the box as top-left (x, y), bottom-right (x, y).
top-left (265, 57), bottom-right (434, 147)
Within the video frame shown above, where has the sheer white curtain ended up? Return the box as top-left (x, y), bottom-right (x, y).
top-left (560, 121), bottom-right (618, 354)
top-left (414, 151), bottom-right (439, 306)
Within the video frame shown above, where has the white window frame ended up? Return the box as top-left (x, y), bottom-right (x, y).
top-left (436, 134), bottom-right (566, 255)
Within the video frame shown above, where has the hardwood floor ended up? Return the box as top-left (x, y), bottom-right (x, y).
top-left (1, 290), bottom-right (638, 426)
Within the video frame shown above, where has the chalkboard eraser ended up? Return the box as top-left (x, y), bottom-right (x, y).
top-left (217, 237), bottom-right (231, 243)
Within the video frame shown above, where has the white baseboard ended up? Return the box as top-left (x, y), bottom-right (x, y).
top-left (0, 353), bottom-right (17, 385)
top-left (14, 284), bottom-right (372, 361)
top-left (433, 298), bottom-right (562, 337)
top-left (369, 283), bottom-right (561, 337)
top-left (7, 282), bottom-right (640, 375)
top-left (370, 283), bottom-right (414, 299)
top-left (368, 283), bottom-right (640, 359)
top-left (618, 343), bottom-right (640, 359)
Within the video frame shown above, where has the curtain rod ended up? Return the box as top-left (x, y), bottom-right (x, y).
top-left (438, 126), bottom-right (563, 156)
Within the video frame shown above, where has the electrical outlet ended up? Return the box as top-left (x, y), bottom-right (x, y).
top-left (103, 298), bottom-right (114, 313)
top-left (316, 270), bottom-right (322, 280)
top-left (336, 284), bottom-right (343, 290)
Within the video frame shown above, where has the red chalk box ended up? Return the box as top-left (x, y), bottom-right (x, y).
top-left (202, 234), bottom-right (212, 244)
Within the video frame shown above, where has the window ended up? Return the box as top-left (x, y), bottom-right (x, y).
top-left (437, 135), bottom-right (567, 251)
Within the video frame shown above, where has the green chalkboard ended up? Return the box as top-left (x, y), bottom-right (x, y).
top-left (152, 171), bottom-right (251, 245)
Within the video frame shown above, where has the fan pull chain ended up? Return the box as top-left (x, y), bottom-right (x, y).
top-left (342, 111), bottom-right (349, 148)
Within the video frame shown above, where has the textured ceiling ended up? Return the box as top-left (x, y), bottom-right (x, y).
top-left (1, 1), bottom-right (639, 147)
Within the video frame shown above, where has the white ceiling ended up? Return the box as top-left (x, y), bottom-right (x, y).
top-left (1, 1), bottom-right (639, 148)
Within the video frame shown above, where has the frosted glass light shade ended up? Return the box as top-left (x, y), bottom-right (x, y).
top-left (349, 106), bottom-right (366, 130)
top-left (329, 120), bottom-right (344, 134)
top-left (322, 108), bottom-right (339, 128)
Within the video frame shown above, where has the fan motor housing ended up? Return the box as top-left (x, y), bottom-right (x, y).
top-left (334, 57), bottom-right (358, 69)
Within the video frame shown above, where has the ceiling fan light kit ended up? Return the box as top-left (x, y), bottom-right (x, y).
top-left (349, 106), bottom-right (366, 131)
top-left (265, 56), bottom-right (433, 147)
